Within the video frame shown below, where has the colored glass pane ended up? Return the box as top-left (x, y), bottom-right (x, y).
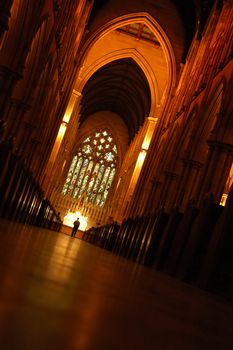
top-left (92, 168), bottom-right (103, 193)
top-left (83, 159), bottom-right (88, 166)
top-left (105, 152), bottom-right (114, 161)
top-left (71, 158), bottom-right (82, 183)
top-left (82, 144), bottom-right (92, 154)
top-left (62, 129), bottom-right (117, 206)
top-left (73, 189), bottom-right (79, 198)
top-left (83, 136), bottom-right (91, 143)
top-left (100, 165), bottom-right (105, 173)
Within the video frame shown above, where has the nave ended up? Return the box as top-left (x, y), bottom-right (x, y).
top-left (0, 219), bottom-right (233, 350)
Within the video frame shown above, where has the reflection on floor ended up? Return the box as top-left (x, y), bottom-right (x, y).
top-left (0, 219), bottom-right (233, 350)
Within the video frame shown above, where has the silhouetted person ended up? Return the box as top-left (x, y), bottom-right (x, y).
top-left (71, 218), bottom-right (80, 237)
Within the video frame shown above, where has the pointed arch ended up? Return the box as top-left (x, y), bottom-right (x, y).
top-left (75, 48), bottom-right (159, 116)
top-left (62, 128), bottom-right (119, 207)
top-left (75, 12), bottom-right (177, 118)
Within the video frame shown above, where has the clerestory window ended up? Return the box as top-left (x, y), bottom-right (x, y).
top-left (62, 129), bottom-right (118, 207)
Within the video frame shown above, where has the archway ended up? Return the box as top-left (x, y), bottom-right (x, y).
top-left (75, 12), bottom-right (176, 118)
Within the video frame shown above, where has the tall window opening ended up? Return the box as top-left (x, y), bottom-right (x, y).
top-left (62, 129), bottom-right (118, 207)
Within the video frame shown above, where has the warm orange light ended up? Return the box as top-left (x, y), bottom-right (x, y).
top-left (220, 193), bottom-right (228, 207)
top-left (115, 177), bottom-right (121, 191)
top-left (132, 149), bottom-right (147, 184)
top-left (63, 113), bottom-right (71, 123)
top-left (137, 149), bottom-right (147, 167)
top-left (141, 119), bottom-right (156, 150)
top-left (63, 210), bottom-right (88, 231)
top-left (63, 91), bottom-right (80, 123)
top-left (127, 149), bottom-right (147, 197)
top-left (220, 164), bottom-right (233, 207)
top-left (58, 122), bottom-right (67, 139)
top-left (141, 138), bottom-right (150, 151)
top-left (48, 122), bottom-right (67, 164)
top-left (46, 235), bottom-right (81, 282)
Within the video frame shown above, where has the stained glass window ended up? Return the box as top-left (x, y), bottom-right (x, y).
top-left (62, 129), bottom-right (118, 207)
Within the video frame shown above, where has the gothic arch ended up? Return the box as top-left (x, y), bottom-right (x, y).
top-left (62, 126), bottom-right (119, 207)
top-left (75, 12), bottom-right (177, 116)
top-left (75, 48), bottom-right (159, 116)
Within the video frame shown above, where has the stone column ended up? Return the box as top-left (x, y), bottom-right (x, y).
top-left (197, 140), bottom-right (233, 204)
top-left (143, 178), bottom-right (162, 215)
top-left (176, 158), bottom-right (203, 211)
top-left (0, 65), bottom-right (22, 118)
top-left (160, 171), bottom-right (179, 211)
top-left (3, 98), bottom-right (31, 138)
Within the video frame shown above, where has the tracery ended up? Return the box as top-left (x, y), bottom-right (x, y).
top-left (62, 129), bottom-right (117, 207)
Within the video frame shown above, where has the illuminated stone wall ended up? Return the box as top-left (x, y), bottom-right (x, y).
top-left (128, 2), bottom-right (233, 217)
top-left (1, 0), bottom-right (232, 227)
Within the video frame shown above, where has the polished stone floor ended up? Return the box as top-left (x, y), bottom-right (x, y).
top-left (0, 220), bottom-right (233, 350)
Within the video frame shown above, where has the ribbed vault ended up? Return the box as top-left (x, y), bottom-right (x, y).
top-left (80, 58), bottom-right (151, 142)
top-left (86, 0), bottom-right (215, 63)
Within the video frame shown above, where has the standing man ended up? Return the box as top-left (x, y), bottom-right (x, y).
top-left (71, 218), bottom-right (80, 237)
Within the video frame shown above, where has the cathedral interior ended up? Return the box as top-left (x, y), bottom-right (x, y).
top-left (0, 0), bottom-right (233, 349)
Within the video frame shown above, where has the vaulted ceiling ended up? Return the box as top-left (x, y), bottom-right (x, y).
top-left (80, 58), bottom-right (151, 143)
top-left (78, 0), bottom-right (215, 143)
top-left (87, 0), bottom-right (215, 61)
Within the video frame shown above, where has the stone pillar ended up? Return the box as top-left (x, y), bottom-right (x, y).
top-left (17, 120), bottom-right (35, 155)
top-left (160, 171), bottom-right (179, 210)
top-left (197, 140), bottom-right (233, 205)
top-left (143, 178), bottom-right (162, 215)
top-left (3, 98), bottom-right (31, 138)
top-left (0, 66), bottom-right (22, 118)
top-left (176, 158), bottom-right (203, 210)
